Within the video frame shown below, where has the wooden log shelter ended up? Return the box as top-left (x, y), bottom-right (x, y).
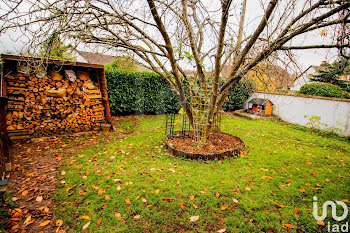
top-left (1, 54), bottom-right (113, 140)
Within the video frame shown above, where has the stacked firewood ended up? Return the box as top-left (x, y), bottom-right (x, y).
top-left (6, 68), bottom-right (106, 139)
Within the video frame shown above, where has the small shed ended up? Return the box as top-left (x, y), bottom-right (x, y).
top-left (247, 98), bottom-right (273, 116)
top-left (1, 54), bottom-right (113, 140)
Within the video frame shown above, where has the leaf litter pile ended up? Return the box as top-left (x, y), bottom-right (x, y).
top-left (1, 116), bottom-right (136, 233)
top-left (167, 131), bottom-right (244, 154)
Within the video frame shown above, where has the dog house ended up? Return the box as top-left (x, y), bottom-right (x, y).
top-left (247, 98), bottom-right (273, 116)
top-left (1, 54), bottom-right (113, 140)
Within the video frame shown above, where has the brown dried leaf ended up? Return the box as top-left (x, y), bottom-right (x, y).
top-left (190, 216), bottom-right (199, 222)
top-left (178, 202), bottom-right (187, 209)
top-left (39, 220), bottom-right (51, 227)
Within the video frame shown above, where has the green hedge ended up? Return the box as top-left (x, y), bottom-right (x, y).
top-left (105, 68), bottom-right (181, 115)
top-left (299, 83), bottom-right (344, 98)
top-left (105, 68), bottom-right (254, 115)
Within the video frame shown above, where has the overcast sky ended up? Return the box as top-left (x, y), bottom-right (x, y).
top-left (0, 0), bottom-right (342, 71)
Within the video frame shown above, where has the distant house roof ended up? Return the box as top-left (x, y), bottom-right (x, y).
top-left (311, 65), bottom-right (327, 73)
top-left (248, 98), bottom-right (272, 105)
top-left (184, 70), bottom-right (198, 77)
top-left (76, 51), bottom-right (117, 65)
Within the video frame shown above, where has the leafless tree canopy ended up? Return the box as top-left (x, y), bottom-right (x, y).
top-left (1, 0), bottom-right (349, 143)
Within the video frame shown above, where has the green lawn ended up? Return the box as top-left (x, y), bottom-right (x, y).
top-left (54, 115), bottom-right (350, 232)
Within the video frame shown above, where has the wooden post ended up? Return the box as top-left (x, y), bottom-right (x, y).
top-left (98, 68), bottom-right (113, 129)
top-left (0, 97), bottom-right (10, 172)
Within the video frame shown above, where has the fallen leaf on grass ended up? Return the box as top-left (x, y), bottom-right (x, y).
top-left (300, 187), bottom-right (305, 193)
top-left (305, 183), bottom-right (312, 186)
top-left (98, 188), bottom-right (105, 196)
top-left (115, 213), bottom-right (121, 218)
top-left (179, 202), bottom-right (187, 209)
top-left (155, 189), bottom-right (160, 194)
top-left (142, 198), bottom-right (147, 203)
top-left (39, 220), bottom-right (51, 227)
top-left (342, 199), bottom-right (349, 203)
top-left (192, 203), bottom-right (198, 209)
top-left (317, 220), bottom-right (325, 226)
top-left (284, 223), bottom-right (295, 229)
top-left (105, 195), bottom-right (110, 200)
top-left (36, 196), bottom-right (43, 202)
top-left (55, 219), bottom-right (63, 233)
top-left (82, 221), bottom-right (90, 230)
top-left (125, 198), bottom-right (132, 205)
top-left (79, 216), bottom-right (91, 220)
top-left (56, 220), bottom-right (63, 226)
top-left (97, 218), bottom-right (102, 226)
top-left (164, 198), bottom-right (175, 202)
top-left (190, 195), bottom-right (195, 200)
top-left (294, 208), bottom-right (299, 214)
top-left (310, 173), bottom-right (318, 177)
top-left (216, 192), bottom-right (220, 198)
top-left (217, 229), bottom-right (226, 233)
top-left (66, 185), bottom-right (77, 192)
top-left (133, 215), bottom-right (141, 219)
top-left (325, 178), bottom-right (331, 182)
top-left (232, 198), bottom-right (239, 203)
top-left (190, 216), bottom-right (199, 222)
top-left (22, 190), bottom-right (28, 196)
top-left (221, 205), bottom-right (228, 210)
top-left (276, 204), bottom-right (286, 208)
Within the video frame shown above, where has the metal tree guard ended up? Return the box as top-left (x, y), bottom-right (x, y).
top-left (213, 110), bottom-right (222, 132)
top-left (165, 113), bottom-right (192, 139)
top-left (165, 113), bottom-right (176, 139)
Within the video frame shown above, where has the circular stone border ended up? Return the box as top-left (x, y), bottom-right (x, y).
top-left (165, 132), bottom-right (245, 160)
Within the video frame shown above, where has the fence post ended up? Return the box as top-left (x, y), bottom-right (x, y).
top-left (0, 97), bottom-right (10, 172)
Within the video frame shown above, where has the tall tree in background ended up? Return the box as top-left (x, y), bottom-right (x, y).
top-left (39, 31), bottom-right (75, 61)
top-left (311, 59), bottom-right (350, 91)
top-left (0, 0), bottom-right (349, 145)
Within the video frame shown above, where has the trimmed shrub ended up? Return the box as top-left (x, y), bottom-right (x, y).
top-left (343, 91), bottom-right (350, 99)
top-left (105, 68), bottom-right (181, 115)
top-left (223, 78), bottom-right (255, 111)
top-left (299, 83), bottom-right (344, 98)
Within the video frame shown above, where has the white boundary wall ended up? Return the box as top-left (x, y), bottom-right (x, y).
top-left (245, 93), bottom-right (350, 137)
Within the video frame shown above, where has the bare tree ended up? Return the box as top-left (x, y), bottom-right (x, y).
top-left (1, 0), bottom-right (349, 145)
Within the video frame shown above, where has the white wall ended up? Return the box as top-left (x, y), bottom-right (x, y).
top-left (245, 93), bottom-right (350, 137)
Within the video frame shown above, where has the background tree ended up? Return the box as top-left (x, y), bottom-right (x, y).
top-left (1, 0), bottom-right (349, 145)
top-left (311, 59), bottom-right (350, 91)
top-left (39, 32), bottom-right (75, 61)
top-left (105, 56), bottom-right (140, 71)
